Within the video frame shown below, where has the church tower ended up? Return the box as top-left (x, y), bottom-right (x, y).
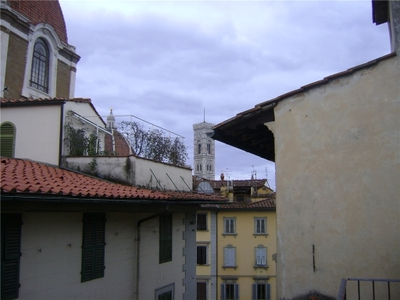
top-left (193, 121), bottom-right (215, 180)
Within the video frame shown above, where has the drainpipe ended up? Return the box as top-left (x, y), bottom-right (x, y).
top-left (135, 212), bottom-right (164, 300)
top-left (58, 102), bottom-right (65, 166)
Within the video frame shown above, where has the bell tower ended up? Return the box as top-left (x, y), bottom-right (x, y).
top-left (193, 121), bottom-right (215, 180)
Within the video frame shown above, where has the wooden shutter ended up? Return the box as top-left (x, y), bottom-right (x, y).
top-left (256, 247), bottom-right (267, 266)
top-left (252, 284), bottom-right (257, 300)
top-left (234, 283), bottom-right (239, 300)
top-left (159, 214), bottom-right (172, 263)
top-left (224, 247), bottom-right (235, 266)
top-left (266, 284), bottom-right (271, 300)
top-left (0, 123), bottom-right (15, 158)
top-left (81, 213), bottom-right (105, 282)
top-left (220, 284), bottom-right (226, 300)
top-left (1, 213), bottom-right (22, 300)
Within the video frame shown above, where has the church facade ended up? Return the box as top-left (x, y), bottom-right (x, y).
top-left (0, 0), bottom-right (80, 99)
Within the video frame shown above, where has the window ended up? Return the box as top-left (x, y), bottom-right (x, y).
top-left (224, 217), bottom-right (236, 234)
top-left (252, 284), bottom-right (271, 300)
top-left (236, 195), bottom-right (244, 202)
top-left (255, 246), bottom-right (267, 267)
top-left (81, 213), bottom-right (106, 282)
top-left (1, 213), bottom-right (22, 300)
top-left (223, 245), bottom-right (236, 267)
top-left (207, 143), bottom-right (211, 154)
top-left (197, 245), bottom-right (207, 265)
top-left (197, 282), bottom-right (207, 300)
top-left (0, 122), bottom-right (15, 157)
top-left (156, 283), bottom-right (174, 300)
top-left (198, 143), bottom-right (201, 154)
top-left (221, 283), bottom-right (239, 300)
top-left (254, 218), bottom-right (267, 235)
top-left (197, 213), bottom-right (207, 230)
top-left (30, 38), bottom-right (49, 93)
top-left (159, 214), bottom-right (172, 263)
top-left (158, 291), bottom-right (172, 300)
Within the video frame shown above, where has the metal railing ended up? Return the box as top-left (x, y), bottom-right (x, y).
top-left (337, 278), bottom-right (400, 300)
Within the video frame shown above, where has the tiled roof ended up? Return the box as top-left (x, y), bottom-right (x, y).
top-left (1, 97), bottom-right (90, 105)
top-left (201, 193), bottom-right (276, 210)
top-left (8, 0), bottom-right (68, 43)
top-left (197, 178), bottom-right (269, 190)
top-left (1, 158), bottom-right (226, 202)
top-left (1, 97), bottom-right (106, 127)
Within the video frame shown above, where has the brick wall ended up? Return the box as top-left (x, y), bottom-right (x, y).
top-left (8, 0), bottom-right (68, 43)
top-left (56, 60), bottom-right (71, 98)
top-left (104, 130), bottom-right (133, 156)
top-left (4, 31), bottom-right (28, 99)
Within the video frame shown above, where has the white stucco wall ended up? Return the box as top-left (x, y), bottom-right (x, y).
top-left (65, 156), bottom-right (193, 192)
top-left (135, 157), bottom-right (192, 191)
top-left (274, 56), bottom-right (400, 298)
top-left (19, 212), bottom-right (136, 299)
top-left (16, 211), bottom-right (191, 300)
top-left (138, 213), bottom-right (187, 299)
top-left (1, 105), bottom-right (62, 165)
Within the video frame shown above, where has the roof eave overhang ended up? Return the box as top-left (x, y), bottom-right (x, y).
top-left (372, 0), bottom-right (389, 25)
top-left (0, 194), bottom-right (228, 205)
top-left (211, 103), bottom-right (276, 162)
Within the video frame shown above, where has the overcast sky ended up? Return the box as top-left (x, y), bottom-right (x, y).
top-left (59, 0), bottom-right (390, 190)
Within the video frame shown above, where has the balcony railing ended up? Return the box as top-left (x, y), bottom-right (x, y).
top-left (337, 278), bottom-right (400, 300)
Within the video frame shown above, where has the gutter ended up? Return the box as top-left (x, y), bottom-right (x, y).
top-left (0, 194), bottom-right (225, 205)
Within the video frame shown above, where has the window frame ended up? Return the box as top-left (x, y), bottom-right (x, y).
top-left (223, 217), bottom-right (236, 235)
top-left (254, 217), bottom-right (267, 235)
top-left (155, 283), bottom-right (175, 300)
top-left (197, 281), bottom-right (207, 300)
top-left (197, 245), bottom-right (207, 265)
top-left (30, 37), bottom-right (50, 93)
top-left (221, 283), bottom-right (239, 300)
top-left (159, 214), bottom-right (172, 264)
top-left (197, 213), bottom-right (207, 230)
top-left (0, 122), bottom-right (16, 158)
top-left (223, 245), bottom-right (237, 268)
top-left (252, 283), bottom-right (271, 300)
top-left (254, 246), bottom-right (268, 268)
top-left (81, 212), bottom-right (106, 282)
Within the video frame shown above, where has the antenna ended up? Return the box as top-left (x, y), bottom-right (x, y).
top-left (204, 107), bottom-right (206, 122)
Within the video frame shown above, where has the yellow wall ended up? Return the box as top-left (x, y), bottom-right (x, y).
top-left (217, 210), bottom-right (276, 299)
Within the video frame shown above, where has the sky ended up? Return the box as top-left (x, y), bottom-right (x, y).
top-left (59, 0), bottom-right (391, 190)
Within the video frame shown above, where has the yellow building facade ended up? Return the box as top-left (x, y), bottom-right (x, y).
top-left (196, 180), bottom-right (276, 300)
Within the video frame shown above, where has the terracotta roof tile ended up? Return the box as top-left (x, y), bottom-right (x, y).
top-left (8, 0), bottom-right (68, 43)
top-left (1, 158), bottom-right (226, 202)
top-left (201, 193), bottom-right (276, 210)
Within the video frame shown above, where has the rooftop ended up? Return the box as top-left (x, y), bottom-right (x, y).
top-left (1, 158), bottom-right (226, 203)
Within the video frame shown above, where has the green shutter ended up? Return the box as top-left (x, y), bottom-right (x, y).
top-left (0, 123), bottom-right (15, 158)
top-left (1, 213), bottom-right (22, 300)
top-left (81, 213), bottom-right (105, 282)
top-left (159, 214), bottom-right (172, 263)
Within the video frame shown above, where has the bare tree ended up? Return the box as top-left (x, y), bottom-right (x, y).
top-left (117, 121), bottom-right (188, 166)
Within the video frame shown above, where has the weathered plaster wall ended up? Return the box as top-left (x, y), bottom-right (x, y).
top-left (138, 213), bottom-right (186, 299)
top-left (65, 155), bottom-right (192, 191)
top-left (18, 212), bottom-right (136, 299)
top-left (1, 105), bottom-right (62, 165)
top-left (274, 56), bottom-right (400, 298)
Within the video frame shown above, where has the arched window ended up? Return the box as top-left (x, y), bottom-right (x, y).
top-left (198, 143), bottom-right (201, 154)
top-left (30, 38), bottom-right (49, 93)
top-left (0, 122), bottom-right (16, 157)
